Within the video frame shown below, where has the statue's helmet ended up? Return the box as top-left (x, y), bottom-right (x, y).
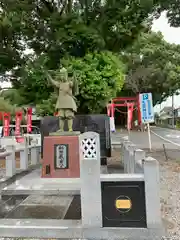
top-left (60, 67), bottom-right (67, 75)
top-left (59, 67), bottom-right (68, 81)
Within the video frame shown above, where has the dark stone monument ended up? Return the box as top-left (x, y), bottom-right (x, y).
top-left (40, 114), bottom-right (111, 165)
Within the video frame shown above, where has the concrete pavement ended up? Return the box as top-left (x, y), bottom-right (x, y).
top-left (151, 126), bottom-right (180, 147)
top-left (112, 128), bottom-right (179, 150)
top-left (112, 128), bottom-right (180, 163)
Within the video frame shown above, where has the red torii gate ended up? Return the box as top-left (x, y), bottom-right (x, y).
top-left (107, 95), bottom-right (142, 129)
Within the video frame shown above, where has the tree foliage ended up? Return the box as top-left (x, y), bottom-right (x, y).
top-left (0, 97), bottom-right (15, 114)
top-left (0, 0), bottom-right (156, 73)
top-left (17, 51), bottom-right (125, 115)
top-left (0, 88), bottom-right (26, 106)
top-left (0, 15), bottom-right (23, 74)
top-left (155, 1), bottom-right (180, 27)
top-left (13, 55), bottom-right (54, 106)
top-left (122, 31), bottom-right (180, 105)
top-left (0, 0), bottom-right (179, 113)
top-left (0, 91), bottom-right (27, 119)
top-left (63, 51), bottom-right (125, 113)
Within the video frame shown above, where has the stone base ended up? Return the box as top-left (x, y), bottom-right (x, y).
top-left (0, 219), bottom-right (164, 239)
top-left (42, 134), bottom-right (80, 178)
top-left (50, 131), bottom-right (80, 136)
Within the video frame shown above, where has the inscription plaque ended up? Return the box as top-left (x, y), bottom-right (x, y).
top-left (54, 144), bottom-right (68, 169)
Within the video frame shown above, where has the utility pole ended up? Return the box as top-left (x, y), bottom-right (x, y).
top-left (172, 94), bottom-right (175, 128)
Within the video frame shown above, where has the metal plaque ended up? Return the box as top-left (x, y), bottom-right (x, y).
top-left (115, 197), bottom-right (132, 211)
top-left (54, 144), bottom-right (68, 169)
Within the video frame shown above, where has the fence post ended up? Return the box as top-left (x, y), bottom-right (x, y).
top-left (30, 146), bottom-right (39, 165)
top-left (143, 157), bottom-right (161, 228)
top-left (134, 149), bottom-right (145, 173)
top-left (128, 144), bottom-right (136, 173)
top-left (20, 139), bottom-right (29, 170)
top-left (123, 141), bottom-right (131, 173)
top-left (5, 145), bottom-right (16, 177)
top-left (121, 139), bottom-right (129, 166)
top-left (79, 131), bottom-right (102, 227)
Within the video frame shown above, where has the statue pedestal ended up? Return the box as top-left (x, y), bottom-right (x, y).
top-left (41, 131), bottom-right (80, 178)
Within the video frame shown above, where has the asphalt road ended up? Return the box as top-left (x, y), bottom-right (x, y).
top-left (151, 126), bottom-right (180, 147)
top-left (112, 127), bottom-right (179, 150)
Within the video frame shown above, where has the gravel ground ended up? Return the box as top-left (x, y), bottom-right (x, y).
top-left (0, 169), bottom-right (5, 179)
top-left (147, 149), bottom-right (180, 239)
top-left (0, 148), bottom-right (180, 239)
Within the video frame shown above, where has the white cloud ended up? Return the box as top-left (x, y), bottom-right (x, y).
top-left (152, 12), bottom-right (180, 44)
top-left (0, 81), bottom-right (12, 89)
top-left (152, 12), bottom-right (180, 112)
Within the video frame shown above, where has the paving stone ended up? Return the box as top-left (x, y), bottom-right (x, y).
top-left (6, 205), bottom-right (66, 219)
top-left (21, 195), bottom-right (72, 206)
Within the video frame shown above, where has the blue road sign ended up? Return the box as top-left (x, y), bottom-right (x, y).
top-left (139, 93), bottom-right (154, 123)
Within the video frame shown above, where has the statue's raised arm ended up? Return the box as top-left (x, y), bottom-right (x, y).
top-left (72, 72), bottom-right (79, 96)
top-left (45, 71), bottom-right (60, 88)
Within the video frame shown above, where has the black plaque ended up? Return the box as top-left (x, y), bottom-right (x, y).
top-left (54, 144), bottom-right (68, 169)
top-left (40, 114), bottom-right (112, 163)
top-left (101, 181), bottom-right (147, 228)
top-left (45, 165), bottom-right (50, 175)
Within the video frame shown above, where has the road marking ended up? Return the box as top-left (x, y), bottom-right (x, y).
top-left (151, 129), bottom-right (180, 147)
top-left (166, 134), bottom-right (180, 138)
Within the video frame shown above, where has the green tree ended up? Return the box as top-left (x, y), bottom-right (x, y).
top-left (63, 51), bottom-right (125, 113)
top-left (18, 51), bottom-right (125, 115)
top-left (12, 55), bottom-right (54, 106)
top-left (0, 88), bottom-right (26, 106)
top-left (121, 31), bottom-right (180, 105)
top-left (0, 0), bottom-right (156, 73)
top-left (0, 8), bottom-right (25, 78)
top-left (0, 97), bottom-right (15, 114)
top-left (155, 1), bottom-right (180, 27)
top-left (2, 0), bottom-right (174, 113)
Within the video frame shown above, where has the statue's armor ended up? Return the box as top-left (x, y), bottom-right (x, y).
top-left (47, 68), bottom-right (78, 131)
top-left (56, 81), bottom-right (77, 112)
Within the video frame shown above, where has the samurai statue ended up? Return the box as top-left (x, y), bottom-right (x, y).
top-left (45, 67), bottom-right (78, 132)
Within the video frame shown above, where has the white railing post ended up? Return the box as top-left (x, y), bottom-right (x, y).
top-left (123, 141), bottom-right (131, 173)
top-left (143, 157), bottom-right (161, 228)
top-left (5, 145), bottom-right (16, 177)
top-left (128, 144), bottom-right (136, 173)
top-left (30, 146), bottom-right (39, 165)
top-left (121, 136), bottom-right (129, 165)
top-left (134, 149), bottom-right (145, 173)
top-left (121, 137), bottom-right (130, 165)
top-left (79, 131), bottom-right (102, 227)
top-left (20, 138), bottom-right (29, 170)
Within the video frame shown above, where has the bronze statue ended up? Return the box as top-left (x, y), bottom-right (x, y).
top-left (45, 67), bottom-right (78, 132)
